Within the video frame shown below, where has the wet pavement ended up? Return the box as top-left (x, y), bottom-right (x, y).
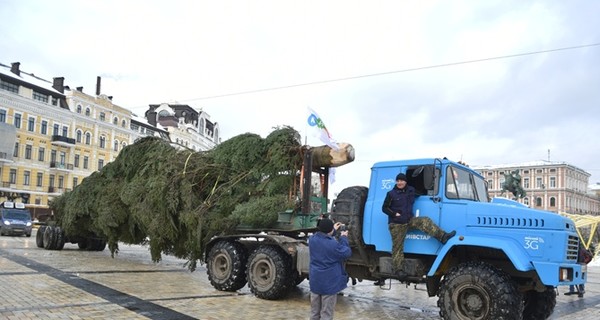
top-left (1, 229), bottom-right (599, 319)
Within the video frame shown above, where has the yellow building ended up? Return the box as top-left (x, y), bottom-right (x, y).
top-left (0, 62), bottom-right (167, 220)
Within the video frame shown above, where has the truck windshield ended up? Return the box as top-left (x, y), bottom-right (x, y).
top-left (446, 167), bottom-right (489, 202)
top-left (1, 209), bottom-right (32, 220)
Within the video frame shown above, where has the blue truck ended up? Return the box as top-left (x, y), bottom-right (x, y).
top-left (205, 154), bottom-right (585, 319)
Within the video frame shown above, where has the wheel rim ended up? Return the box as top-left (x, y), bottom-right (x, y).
top-left (454, 283), bottom-right (491, 319)
top-left (211, 251), bottom-right (232, 281)
top-left (251, 254), bottom-right (275, 290)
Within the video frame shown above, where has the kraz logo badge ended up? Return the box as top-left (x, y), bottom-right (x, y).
top-left (524, 236), bottom-right (544, 250)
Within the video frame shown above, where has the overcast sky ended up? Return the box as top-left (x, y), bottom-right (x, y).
top-left (1, 0), bottom-right (599, 196)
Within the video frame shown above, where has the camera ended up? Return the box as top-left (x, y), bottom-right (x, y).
top-left (339, 224), bottom-right (348, 232)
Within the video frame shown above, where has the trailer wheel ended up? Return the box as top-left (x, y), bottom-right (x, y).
top-left (36, 226), bottom-right (47, 248)
top-left (247, 245), bottom-right (292, 300)
top-left (438, 261), bottom-right (523, 320)
top-left (207, 241), bottom-right (248, 291)
top-left (54, 227), bottom-right (66, 250)
top-left (77, 238), bottom-right (88, 250)
top-left (522, 286), bottom-right (556, 320)
top-left (43, 226), bottom-right (57, 250)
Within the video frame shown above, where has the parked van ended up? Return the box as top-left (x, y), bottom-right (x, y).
top-left (0, 201), bottom-right (32, 237)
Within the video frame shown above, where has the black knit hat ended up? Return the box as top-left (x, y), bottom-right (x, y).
top-left (396, 173), bottom-right (407, 181)
top-left (317, 218), bottom-right (334, 233)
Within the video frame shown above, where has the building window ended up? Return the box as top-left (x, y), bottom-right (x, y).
top-left (49, 174), bottom-right (55, 187)
top-left (100, 112), bottom-right (105, 121)
top-left (549, 177), bottom-right (556, 188)
top-left (73, 177), bottom-right (78, 188)
top-left (77, 105), bottom-right (82, 113)
top-left (99, 136), bottom-right (106, 148)
top-left (85, 108), bottom-right (91, 116)
top-left (13, 142), bottom-right (19, 157)
top-left (536, 197), bottom-right (542, 207)
top-left (74, 154), bottom-right (80, 168)
top-left (14, 113), bottom-right (21, 128)
top-left (85, 132), bottom-right (91, 145)
top-left (33, 91), bottom-right (48, 103)
top-left (523, 178), bottom-right (530, 189)
top-left (0, 79), bottom-right (18, 93)
top-left (41, 120), bottom-right (48, 134)
top-left (523, 197), bottom-right (529, 206)
top-left (23, 171), bottom-right (30, 186)
top-left (550, 197), bottom-right (556, 207)
top-left (50, 150), bottom-right (56, 163)
top-left (9, 169), bottom-right (17, 184)
top-left (121, 120), bottom-right (126, 127)
top-left (53, 124), bottom-right (59, 135)
top-left (113, 140), bottom-right (119, 151)
top-left (76, 130), bottom-right (82, 143)
top-left (38, 147), bottom-right (45, 161)
top-left (28, 117), bottom-right (35, 132)
top-left (113, 117), bottom-right (118, 125)
top-left (58, 176), bottom-right (64, 189)
top-left (83, 156), bottom-right (89, 169)
top-left (25, 145), bottom-right (32, 160)
top-left (36, 172), bottom-right (43, 187)
top-left (536, 177), bottom-right (543, 189)
top-left (62, 126), bottom-right (68, 137)
top-left (59, 151), bottom-right (66, 164)
top-left (0, 109), bottom-right (6, 122)
top-left (52, 97), bottom-right (58, 106)
top-left (98, 159), bottom-right (104, 170)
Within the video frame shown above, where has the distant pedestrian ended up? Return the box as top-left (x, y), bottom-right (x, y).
top-left (309, 218), bottom-right (351, 320)
top-left (564, 243), bottom-right (593, 297)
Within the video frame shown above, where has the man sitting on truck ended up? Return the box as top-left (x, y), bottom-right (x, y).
top-left (382, 173), bottom-right (456, 278)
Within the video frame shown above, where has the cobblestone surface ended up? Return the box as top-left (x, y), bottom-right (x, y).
top-left (0, 230), bottom-right (599, 319)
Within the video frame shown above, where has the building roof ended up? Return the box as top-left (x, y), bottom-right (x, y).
top-left (0, 62), bottom-right (63, 95)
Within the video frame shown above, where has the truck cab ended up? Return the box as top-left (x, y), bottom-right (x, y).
top-left (331, 157), bottom-right (585, 319)
top-left (0, 201), bottom-right (33, 237)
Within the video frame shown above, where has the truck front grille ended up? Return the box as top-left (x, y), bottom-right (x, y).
top-left (477, 216), bottom-right (545, 228)
top-left (566, 235), bottom-right (579, 261)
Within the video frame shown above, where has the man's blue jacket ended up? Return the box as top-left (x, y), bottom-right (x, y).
top-left (308, 232), bottom-right (352, 295)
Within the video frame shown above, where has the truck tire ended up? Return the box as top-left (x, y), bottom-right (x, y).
top-left (330, 186), bottom-right (368, 245)
top-left (522, 286), bottom-right (556, 320)
top-left (247, 245), bottom-right (293, 300)
top-left (207, 241), bottom-right (248, 292)
top-left (77, 238), bottom-right (88, 250)
top-left (36, 226), bottom-right (47, 248)
top-left (43, 226), bottom-right (57, 250)
top-left (438, 261), bottom-right (523, 320)
top-left (88, 238), bottom-right (107, 251)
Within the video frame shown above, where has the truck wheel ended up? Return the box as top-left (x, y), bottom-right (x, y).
top-left (247, 245), bottom-right (292, 300)
top-left (438, 261), bottom-right (523, 320)
top-left (522, 286), bottom-right (556, 320)
top-left (36, 226), bottom-right (47, 248)
top-left (207, 241), bottom-right (248, 292)
top-left (43, 226), bottom-right (57, 250)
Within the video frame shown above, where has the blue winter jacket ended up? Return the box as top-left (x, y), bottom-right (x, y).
top-left (382, 185), bottom-right (416, 224)
top-left (308, 232), bottom-right (352, 295)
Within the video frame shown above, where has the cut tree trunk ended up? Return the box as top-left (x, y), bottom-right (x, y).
top-left (310, 143), bottom-right (355, 168)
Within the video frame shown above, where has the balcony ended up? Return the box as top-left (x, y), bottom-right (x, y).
top-left (47, 187), bottom-right (71, 194)
top-left (51, 135), bottom-right (76, 147)
top-left (50, 161), bottom-right (74, 171)
top-left (0, 152), bottom-right (12, 163)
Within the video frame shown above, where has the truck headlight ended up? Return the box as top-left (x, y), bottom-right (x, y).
top-left (26, 222), bottom-right (32, 227)
top-left (3, 221), bottom-right (10, 226)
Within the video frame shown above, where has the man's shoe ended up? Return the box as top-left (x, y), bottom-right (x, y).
top-left (441, 231), bottom-right (456, 244)
top-left (578, 292), bottom-right (584, 298)
top-left (374, 279), bottom-right (385, 286)
top-left (564, 291), bottom-right (576, 296)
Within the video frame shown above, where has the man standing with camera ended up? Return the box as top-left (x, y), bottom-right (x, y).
top-left (309, 218), bottom-right (351, 320)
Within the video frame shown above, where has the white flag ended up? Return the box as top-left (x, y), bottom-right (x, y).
top-left (307, 107), bottom-right (338, 184)
top-left (307, 107), bottom-right (339, 150)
